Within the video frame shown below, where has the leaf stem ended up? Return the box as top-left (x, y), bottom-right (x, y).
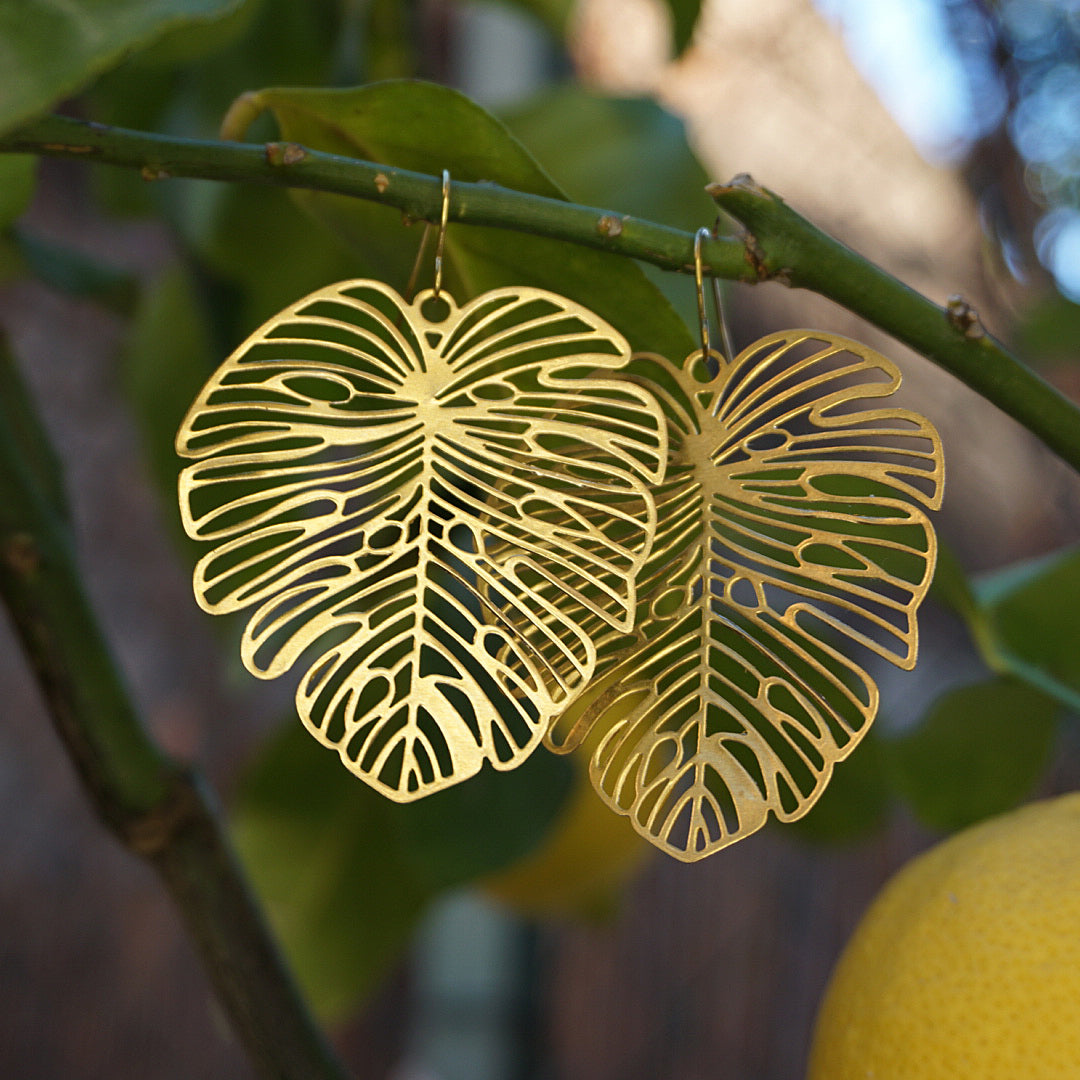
top-left (0, 335), bottom-right (351, 1080)
top-left (3, 115), bottom-right (1080, 474)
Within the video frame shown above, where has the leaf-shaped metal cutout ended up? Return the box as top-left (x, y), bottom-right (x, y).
top-left (546, 332), bottom-right (943, 861)
top-left (176, 280), bottom-right (666, 800)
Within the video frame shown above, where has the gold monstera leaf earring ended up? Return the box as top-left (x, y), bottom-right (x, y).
top-left (546, 227), bottom-right (945, 861)
top-left (176, 171), bottom-right (667, 801)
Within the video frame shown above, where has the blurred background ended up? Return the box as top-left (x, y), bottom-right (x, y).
top-left (2, 0), bottom-right (1080, 1077)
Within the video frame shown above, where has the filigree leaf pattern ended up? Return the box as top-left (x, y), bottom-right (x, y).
top-left (176, 280), bottom-right (666, 800)
top-left (546, 332), bottom-right (943, 861)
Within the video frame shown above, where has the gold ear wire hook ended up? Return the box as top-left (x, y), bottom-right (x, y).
top-left (694, 225), bottom-right (735, 368)
top-left (693, 226), bottom-right (711, 359)
top-left (433, 169), bottom-right (450, 300)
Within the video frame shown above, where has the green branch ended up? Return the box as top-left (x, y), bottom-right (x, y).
top-left (1, 113), bottom-right (744, 276)
top-left (0, 336), bottom-right (350, 1080)
top-left (3, 114), bottom-right (1080, 475)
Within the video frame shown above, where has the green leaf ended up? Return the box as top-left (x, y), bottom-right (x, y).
top-left (0, 0), bottom-right (244, 137)
top-left (887, 677), bottom-right (1059, 832)
top-left (787, 730), bottom-right (890, 844)
top-left (227, 80), bottom-right (694, 364)
top-left (121, 263), bottom-right (215, 538)
top-left (390, 746), bottom-right (574, 892)
top-left (13, 229), bottom-right (137, 313)
top-left (663, 0), bottom-right (705, 55)
top-left (977, 545), bottom-right (1080, 709)
top-left (0, 157), bottom-right (35, 230)
top-left (231, 722), bottom-right (427, 1021)
top-left (503, 87), bottom-right (712, 228)
top-left (123, 0), bottom-right (264, 68)
top-left (502, 85), bottom-right (714, 330)
top-left (182, 181), bottom-right (359, 334)
top-left (85, 0), bottom-right (342, 214)
top-left (929, 538), bottom-right (979, 624)
top-left (232, 719), bottom-right (571, 1018)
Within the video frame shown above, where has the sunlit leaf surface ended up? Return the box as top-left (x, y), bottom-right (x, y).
top-left (549, 332), bottom-right (943, 860)
top-left (177, 279), bottom-right (665, 799)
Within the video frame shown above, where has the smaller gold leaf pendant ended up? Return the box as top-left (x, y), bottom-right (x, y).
top-left (176, 274), bottom-right (667, 800)
top-left (546, 230), bottom-right (945, 861)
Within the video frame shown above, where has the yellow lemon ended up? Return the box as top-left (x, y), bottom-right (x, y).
top-left (807, 792), bottom-right (1080, 1079)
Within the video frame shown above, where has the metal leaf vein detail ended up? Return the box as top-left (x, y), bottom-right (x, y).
top-left (546, 332), bottom-right (944, 860)
top-left (176, 280), bottom-right (666, 800)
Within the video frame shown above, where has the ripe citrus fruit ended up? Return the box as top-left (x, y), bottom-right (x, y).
top-left (807, 792), bottom-right (1080, 1079)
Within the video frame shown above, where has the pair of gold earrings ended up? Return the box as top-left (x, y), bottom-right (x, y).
top-left (175, 173), bottom-right (943, 862)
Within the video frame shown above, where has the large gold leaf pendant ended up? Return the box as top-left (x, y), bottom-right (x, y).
top-left (176, 280), bottom-right (666, 800)
top-left (548, 332), bottom-right (944, 861)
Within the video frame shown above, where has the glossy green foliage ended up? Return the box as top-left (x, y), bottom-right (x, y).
top-left (0, 0), bottom-right (243, 137)
top-left (503, 85), bottom-right (714, 327)
top-left (788, 731), bottom-right (890, 844)
top-left (979, 546), bottom-right (1080, 707)
top-left (888, 677), bottom-right (1059, 832)
top-left (232, 719), bottom-right (572, 1019)
top-left (11, 232), bottom-right (136, 313)
top-left (122, 265), bottom-right (216, 542)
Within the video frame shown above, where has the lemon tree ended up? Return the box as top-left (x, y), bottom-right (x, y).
top-left (807, 793), bottom-right (1080, 1079)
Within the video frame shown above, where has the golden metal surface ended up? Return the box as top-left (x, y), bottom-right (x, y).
top-left (546, 333), bottom-right (944, 860)
top-left (176, 279), bottom-right (666, 800)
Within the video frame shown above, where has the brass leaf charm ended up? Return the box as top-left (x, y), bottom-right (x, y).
top-left (547, 332), bottom-right (944, 860)
top-left (176, 280), bottom-right (666, 800)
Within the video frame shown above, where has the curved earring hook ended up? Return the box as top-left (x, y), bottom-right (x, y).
top-left (433, 169), bottom-right (450, 300)
top-left (693, 226), bottom-right (711, 360)
top-left (694, 225), bottom-right (735, 367)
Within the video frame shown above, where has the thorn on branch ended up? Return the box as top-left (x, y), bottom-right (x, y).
top-left (945, 294), bottom-right (986, 340)
top-left (265, 142), bottom-right (307, 167)
top-left (597, 214), bottom-right (624, 238)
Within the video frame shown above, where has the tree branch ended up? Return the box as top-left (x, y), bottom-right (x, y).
top-left (0, 113), bottom-right (745, 277)
top-left (3, 114), bottom-right (1080, 475)
top-left (0, 336), bottom-right (351, 1080)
